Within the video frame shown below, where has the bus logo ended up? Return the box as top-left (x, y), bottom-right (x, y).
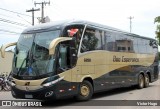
top-left (25, 87), bottom-right (30, 91)
top-left (84, 58), bottom-right (91, 62)
top-left (25, 82), bottom-right (30, 86)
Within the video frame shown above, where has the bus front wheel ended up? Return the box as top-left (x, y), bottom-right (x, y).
top-left (137, 74), bottom-right (144, 89)
top-left (75, 80), bottom-right (93, 101)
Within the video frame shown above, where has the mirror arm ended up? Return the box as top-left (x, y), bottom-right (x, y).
top-left (49, 37), bottom-right (72, 55)
top-left (1, 42), bottom-right (17, 58)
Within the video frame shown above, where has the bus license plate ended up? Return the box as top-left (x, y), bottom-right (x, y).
top-left (25, 94), bottom-right (33, 98)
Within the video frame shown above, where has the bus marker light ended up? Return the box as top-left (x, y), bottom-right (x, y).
top-left (9, 81), bottom-right (16, 86)
top-left (111, 82), bottom-right (115, 84)
top-left (72, 86), bottom-right (76, 89)
top-left (59, 90), bottom-right (65, 92)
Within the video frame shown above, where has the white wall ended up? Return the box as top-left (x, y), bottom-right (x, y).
top-left (0, 52), bottom-right (14, 76)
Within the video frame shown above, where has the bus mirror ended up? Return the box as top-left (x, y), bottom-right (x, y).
top-left (49, 37), bottom-right (72, 55)
top-left (1, 42), bottom-right (17, 58)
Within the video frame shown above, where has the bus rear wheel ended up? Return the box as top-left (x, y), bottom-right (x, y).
top-left (76, 80), bottom-right (93, 101)
top-left (0, 86), bottom-right (2, 91)
top-left (137, 74), bottom-right (144, 89)
top-left (144, 74), bottom-right (149, 88)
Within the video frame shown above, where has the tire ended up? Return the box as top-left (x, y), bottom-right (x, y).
top-left (137, 74), bottom-right (144, 89)
top-left (0, 85), bottom-right (2, 91)
top-left (2, 82), bottom-right (11, 91)
top-left (144, 74), bottom-right (149, 88)
top-left (3, 85), bottom-right (11, 91)
top-left (75, 80), bottom-right (93, 101)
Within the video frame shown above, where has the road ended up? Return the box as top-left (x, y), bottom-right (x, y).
top-left (0, 78), bottom-right (160, 109)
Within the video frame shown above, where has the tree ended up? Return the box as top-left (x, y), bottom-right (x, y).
top-left (154, 16), bottom-right (160, 45)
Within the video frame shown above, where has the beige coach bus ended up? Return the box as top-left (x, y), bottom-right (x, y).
top-left (1, 20), bottom-right (159, 101)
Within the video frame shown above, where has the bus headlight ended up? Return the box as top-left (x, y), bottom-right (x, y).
top-left (42, 76), bottom-right (64, 87)
top-left (8, 81), bottom-right (16, 86)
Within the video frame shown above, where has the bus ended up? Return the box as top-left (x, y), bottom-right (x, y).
top-left (1, 20), bottom-right (159, 101)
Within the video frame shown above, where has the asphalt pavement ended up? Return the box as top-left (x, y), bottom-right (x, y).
top-left (0, 78), bottom-right (159, 109)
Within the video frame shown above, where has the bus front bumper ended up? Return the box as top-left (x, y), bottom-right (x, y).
top-left (11, 85), bottom-right (57, 100)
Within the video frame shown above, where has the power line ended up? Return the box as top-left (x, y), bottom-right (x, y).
top-left (0, 29), bottom-right (21, 34)
top-left (0, 17), bottom-right (29, 27)
top-left (17, 15), bottom-right (32, 25)
top-left (0, 13), bottom-right (32, 25)
top-left (0, 7), bottom-right (32, 17)
top-left (0, 18), bottom-right (28, 27)
top-left (0, 24), bottom-right (24, 30)
top-left (0, 13), bottom-right (12, 18)
top-left (0, 32), bottom-right (20, 35)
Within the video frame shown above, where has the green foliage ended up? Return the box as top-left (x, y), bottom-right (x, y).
top-left (154, 16), bottom-right (160, 23)
top-left (155, 16), bottom-right (160, 45)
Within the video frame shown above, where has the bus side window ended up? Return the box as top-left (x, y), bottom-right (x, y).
top-left (104, 31), bottom-right (116, 51)
top-left (59, 45), bottom-right (68, 69)
top-left (80, 27), bottom-right (102, 52)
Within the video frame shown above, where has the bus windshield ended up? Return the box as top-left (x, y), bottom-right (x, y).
top-left (12, 30), bottom-right (60, 77)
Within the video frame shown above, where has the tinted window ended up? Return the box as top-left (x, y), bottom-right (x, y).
top-left (133, 37), bottom-right (139, 53)
top-left (104, 31), bottom-right (116, 51)
top-left (132, 37), bottom-right (156, 54)
top-left (115, 34), bottom-right (134, 52)
top-left (63, 25), bottom-right (84, 53)
top-left (100, 30), bottom-right (105, 50)
top-left (81, 27), bottom-right (103, 52)
top-left (150, 40), bottom-right (158, 54)
top-left (138, 38), bottom-right (147, 54)
top-left (146, 40), bottom-right (153, 54)
top-left (104, 32), bottom-right (134, 53)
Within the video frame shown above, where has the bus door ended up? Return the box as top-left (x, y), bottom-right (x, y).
top-left (56, 39), bottom-right (78, 97)
top-left (56, 42), bottom-right (72, 97)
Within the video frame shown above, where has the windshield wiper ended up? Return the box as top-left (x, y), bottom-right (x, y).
top-left (17, 57), bottom-right (27, 76)
top-left (16, 51), bottom-right (29, 76)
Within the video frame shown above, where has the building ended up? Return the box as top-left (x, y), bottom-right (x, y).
top-left (0, 51), bottom-right (14, 76)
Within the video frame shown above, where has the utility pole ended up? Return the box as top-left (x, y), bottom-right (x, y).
top-left (128, 16), bottom-right (134, 33)
top-left (26, 8), bottom-right (40, 25)
top-left (34, 1), bottom-right (50, 23)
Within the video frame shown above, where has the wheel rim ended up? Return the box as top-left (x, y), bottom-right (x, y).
top-left (0, 86), bottom-right (2, 90)
top-left (145, 75), bottom-right (149, 86)
top-left (139, 76), bottom-right (144, 88)
top-left (80, 85), bottom-right (90, 97)
top-left (4, 86), bottom-right (10, 91)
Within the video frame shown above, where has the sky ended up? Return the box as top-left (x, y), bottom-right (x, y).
top-left (0, 0), bottom-right (160, 49)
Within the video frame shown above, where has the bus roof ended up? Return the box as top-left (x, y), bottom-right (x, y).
top-left (22, 20), bottom-right (156, 41)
